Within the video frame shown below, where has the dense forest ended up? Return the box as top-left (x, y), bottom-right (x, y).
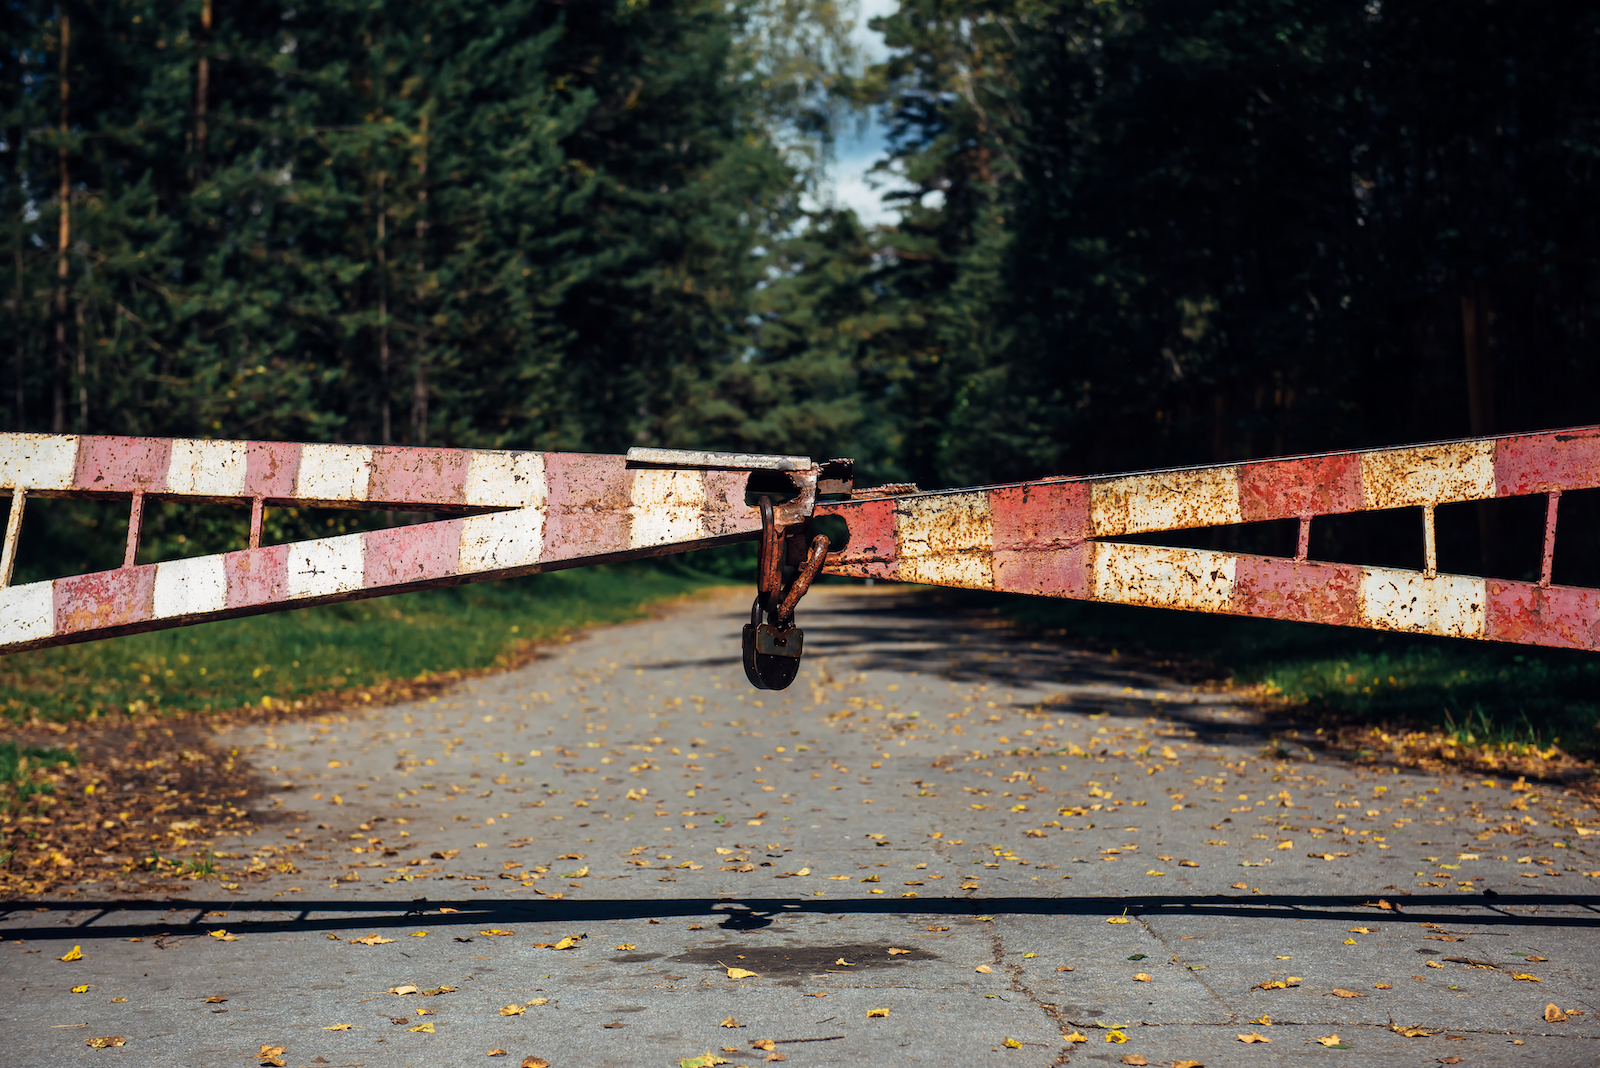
top-left (3, 0), bottom-right (1599, 579)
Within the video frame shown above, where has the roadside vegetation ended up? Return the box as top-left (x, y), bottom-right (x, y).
top-left (1, 563), bottom-right (723, 726)
top-left (985, 594), bottom-right (1600, 772)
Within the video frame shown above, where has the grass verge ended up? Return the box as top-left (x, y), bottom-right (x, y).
top-left (978, 593), bottom-right (1600, 777)
top-left (1, 562), bottom-right (724, 725)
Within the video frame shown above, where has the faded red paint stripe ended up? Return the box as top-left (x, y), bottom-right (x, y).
top-left (1486, 580), bottom-right (1600, 652)
top-left (1237, 453), bottom-right (1363, 522)
top-left (363, 520), bottom-right (463, 588)
top-left (244, 441), bottom-right (301, 500)
top-left (701, 470), bottom-right (757, 538)
top-left (818, 498), bottom-right (897, 580)
top-left (1232, 556), bottom-right (1362, 627)
top-left (368, 446), bottom-right (472, 508)
top-left (225, 545), bottom-right (290, 608)
top-left (988, 481), bottom-right (1090, 597)
top-left (1494, 428), bottom-right (1600, 497)
top-left (74, 437), bottom-right (171, 495)
top-left (542, 453), bottom-right (633, 561)
top-left (54, 566), bottom-right (156, 634)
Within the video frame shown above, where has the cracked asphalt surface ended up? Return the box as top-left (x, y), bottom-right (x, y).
top-left (5, 584), bottom-right (1599, 1067)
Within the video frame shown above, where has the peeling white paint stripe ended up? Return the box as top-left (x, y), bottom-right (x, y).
top-left (0, 581), bottom-right (56, 643)
top-left (896, 491), bottom-right (994, 589)
top-left (1361, 441), bottom-right (1495, 510)
top-left (286, 533), bottom-right (366, 599)
top-left (0, 434), bottom-right (78, 490)
top-left (1091, 543), bottom-right (1237, 612)
top-left (460, 508), bottom-right (544, 573)
top-left (1359, 568), bottom-right (1486, 638)
top-left (1090, 466), bottom-right (1243, 537)
top-left (294, 444), bottom-right (373, 502)
top-left (629, 469), bottom-right (707, 549)
top-left (465, 451), bottom-right (547, 509)
top-left (165, 440), bottom-right (248, 498)
top-left (152, 555), bottom-right (229, 618)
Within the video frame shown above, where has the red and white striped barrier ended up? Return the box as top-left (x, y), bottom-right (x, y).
top-left (818, 427), bottom-right (1600, 651)
top-left (0, 435), bottom-right (819, 652)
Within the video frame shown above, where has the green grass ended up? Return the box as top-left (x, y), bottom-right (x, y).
top-left (0, 562), bottom-right (725, 724)
top-left (981, 594), bottom-right (1600, 756)
top-left (0, 740), bottom-right (80, 813)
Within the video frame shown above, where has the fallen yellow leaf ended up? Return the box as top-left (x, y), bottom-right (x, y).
top-left (1105, 1029), bottom-right (1128, 1043)
top-left (615, 943), bottom-right (637, 951)
top-left (866, 1008), bottom-right (890, 1018)
top-left (726, 967), bottom-right (758, 980)
top-left (407, 1022), bottom-right (435, 1033)
top-left (1513, 973), bottom-right (1542, 982)
top-left (1546, 1004), bottom-right (1568, 1023)
top-left (1173, 1061), bottom-right (1205, 1068)
top-left (71, 984), bottom-right (90, 993)
top-left (1106, 916), bottom-right (1131, 924)
top-left (1389, 1023), bottom-right (1439, 1037)
top-left (487, 1050), bottom-right (507, 1057)
top-left (500, 1004), bottom-right (525, 1016)
top-left (549, 936), bottom-right (581, 950)
top-left (1237, 1032), bottom-right (1270, 1043)
top-left (389, 985), bottom-right (418, 996)
top-left (679, 1055), bottom-right (728, 1068)
top-left (481, 929), bottom-right (515, 937)
top-left (1002, 1037), bottom-right (1023, 1049)
top-left (751, 1039), bottom-right (776, 1051)
top-left (259, 1045), bottom-right (287, 1067)
top-left (350, 934), bottom-right (395, 945)
top-left (59, 945), bottom-right (83, 962)
top-left (522, 1058), bottom-right (551, 1068)
top-left (528, 997), bottom-right (551, 1006)
top-left (1348, 927), bottom-right (1373, 934)
top-left (1251, 1015), bottom-right (1271, 1026)
top-left (974, 965), bottom-right (993, 973)
top-left (888, 948), bottom-right (911, 955)
top-left (1121, 1056), bottom-right (1149, 1066)
top-left (1316, 1035), bottom-right (1342, 1047)
top-left (1330, 989), bottom-right (1367, 998)
top-left (721, 1017), bottom-right (743, 1028)
top-left (410, 931), bottom-right (428, 938)
top-left (323, 1024), bottom-right (353, 1031)
top-left (1063, 1032), bottom-right (1087, 1043)
top-left (86, 1036), bottom-right (126, 1049)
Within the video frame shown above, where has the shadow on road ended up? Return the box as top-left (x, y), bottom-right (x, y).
top-left (5, 893), bottom-right (1597, 942)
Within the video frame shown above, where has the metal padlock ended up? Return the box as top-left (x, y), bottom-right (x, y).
top-left (742, 600), bottom-right (802, 690)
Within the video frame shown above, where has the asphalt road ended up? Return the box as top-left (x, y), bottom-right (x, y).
top-left (5, 585), bottom-right (1599, 1068)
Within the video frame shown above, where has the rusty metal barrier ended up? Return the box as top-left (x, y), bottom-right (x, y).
top-left (817, 426), bottom-right (1600, 652)
top-left (1, 428), bottom-right (1596, 687)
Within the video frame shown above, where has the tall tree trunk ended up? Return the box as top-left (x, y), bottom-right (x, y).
top-left (1462, 284), bottom-right (1497, 569)
top-left (52, 9), bottom-right (69, 434)
top-left (411, 112), bottom-right (429, 446)
top-left (194, 0), bottom-right (211, 177)
top-left (377, 172), bottom-right (390, 443)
